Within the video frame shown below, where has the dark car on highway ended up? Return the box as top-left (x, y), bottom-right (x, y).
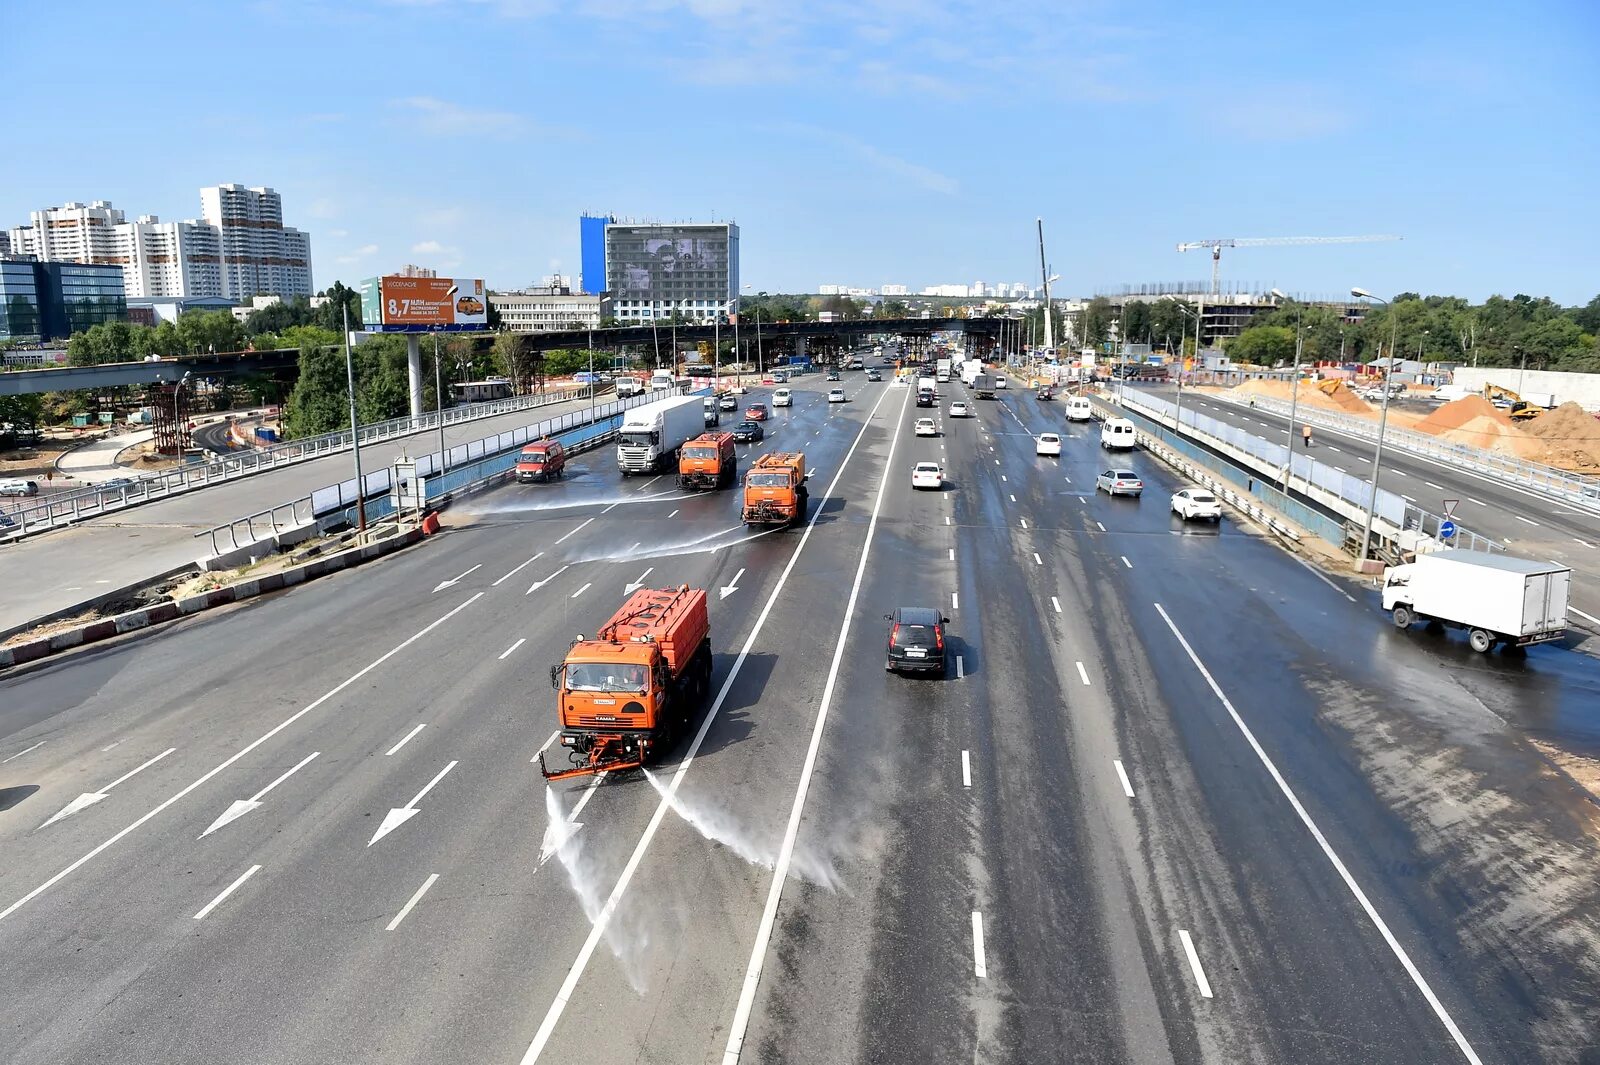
top-left (732, 420), bottom-right (765, 443)
top-left (884, 606), bottom-right (950, 677)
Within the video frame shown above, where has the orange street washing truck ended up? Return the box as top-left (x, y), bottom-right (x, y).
top-left (678, 430), bottom-right (737, 491)
top-left (515, 438), bottom-right (567, 483)
top-left (742, 451), bottom-right (808, 527)
top-left (540, 586), bottom-right (713, 781)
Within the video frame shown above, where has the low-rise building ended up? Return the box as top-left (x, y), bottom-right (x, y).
top-left (489, 285), bottom-right (612, 332)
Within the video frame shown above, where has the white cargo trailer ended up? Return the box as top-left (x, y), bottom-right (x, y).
top-left (1382, 549), bottom-right (1569, 653)
top-left (616, 394), bottom-right (703, 475)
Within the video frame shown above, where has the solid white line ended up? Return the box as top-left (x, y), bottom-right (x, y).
top-left (1076, 661), bottom-right (1091, 686)
top-left (1095, 521), bottom-right (1106, 532)
top-left (102, 747), bottom-right (176, 792)
top-left (570, 582), bottom-right (592, 599)
top-left (554, 517), bottom-right (594, 545)
top-left (1113, 759), bottom-right (1135, 798)
top-left (408, 760), bottom-right (458, 808)
top-left (961, 750), bottom-right (971, 788)
top-left (1514, 515), bottom-right (1540, 527)
top-left (385, 873), bottom-right (440, 932)
top-left (386, 723), bottom-right (427, 756)
top-left (1051, 596), bottom-right (1062, 613)
top-left (1178, 930), bottom-right (1213, 998)
top-left (499, 637), bottom-right (527, 660)
top-left (1570, 606), bottom-right (1600, 627)
top-left (193, 864), bottom-right (261, 921)
top-left (521, 379), bottom-right (908, 1065)
top-left (951, 592), bottom-right (959, 610)
top-left (971, 911), bottom-right (988, 979)
top-left (956, 655), bottom-right (965, 679)
top-left (2, 741), bottom-right (45, 764)
top-left (250, 751), bottom-right (319, 801)
top-left (0, 594), bottom-right (484, 925)
top-left (1293, 558), bottom-right (1357, 602)
top-left (493, 552), bottom-right (544, 586)
top-left (532, 730), bottom-right (560, 761)
top-left (601, 502), bottom-right (619, 514)
top-left (1575, 539), bottom-right (1594, 549)
top-left (1154, 603), bottom-right (1484, 1063)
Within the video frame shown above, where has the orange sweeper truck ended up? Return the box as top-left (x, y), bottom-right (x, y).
top-left (741, 451), bottom-right (808, 527)
top-left (539, 584), bottom-right (713, 781)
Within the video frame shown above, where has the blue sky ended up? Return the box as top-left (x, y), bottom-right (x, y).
top-left (6, 0), bottom-right (1598, 303)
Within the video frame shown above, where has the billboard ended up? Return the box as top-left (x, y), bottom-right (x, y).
top-left (358, 276), bottom-right (488, 332)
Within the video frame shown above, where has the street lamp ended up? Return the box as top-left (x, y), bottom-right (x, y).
top-left (1352, 287), bottom-right (1400, 568)
top-left (435, 284), bottom-right (458, 475)
top-left (1270, 287), bottom-right (1305, 491)
top-left (1515, 344), bottom-right (1528, 396)
top-left (1161, 295), bottom-right (1199, 441)
top-left (341, 301), bottom-right (367, 531)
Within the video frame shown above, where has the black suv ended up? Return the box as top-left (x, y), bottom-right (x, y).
top-left (884, 606), bottom-right (950, 676)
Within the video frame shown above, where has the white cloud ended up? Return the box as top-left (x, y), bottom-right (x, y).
top-left (335, 242), bottom-right (379, 265)
top-left (412, 240), bottom-right (447, 254)
top-left (329, 228), bottom-right (350, 238)
top-left (391, 96), bottom-right (526, 138)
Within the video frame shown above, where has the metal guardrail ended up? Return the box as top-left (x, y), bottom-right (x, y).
top-left (1210, 391), bottom-right (1600, 514)
top-left (0, 385), bottom-right (598, 541)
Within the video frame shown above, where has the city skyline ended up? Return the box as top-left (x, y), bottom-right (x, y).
top-left (4, 0), bottom-right (1596, 306)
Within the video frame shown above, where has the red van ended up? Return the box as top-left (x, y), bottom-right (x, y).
top-left (515, 439), bottom-right (567, 483)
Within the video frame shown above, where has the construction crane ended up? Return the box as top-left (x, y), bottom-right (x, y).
top-left (1175, 235), bottom-right (1402, 295)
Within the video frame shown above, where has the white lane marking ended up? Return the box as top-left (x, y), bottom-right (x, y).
top-left (994, 459), bottom-right (999, 465)
top-left (1063, 475), bottom-right (1072, 484)
top-left (432, 563), bottom-right (482, 593)
top-left (719, 568), bottom-right (746, 600)
top-left (386, 873), bottom-right (440, 932)
top-left (493, 552), bottom-right (544, 587)
top-left (668, 509), bottom-right (679, 518)
top-left (948, 549), bottom-right (954, 561)
top-left (625, 567), bottom-right (654, 594)
top-left (1029, 552), bottom-right (1042, 567)
top-left (951, 592), bottom-right (959, 610)
top-left (1327, 445), bottom-right (1342, 453)
top-left (956, 655), bottom-right (965, 679)
top-left (1575, 539), bottom-right (1594, 549)
top-left (1154, 603), bottom-right (1485, 1063)
top-left (499, 638), bottom-right (527, 661)
top-left (1514, 515), bottom-right (1540, 527)
top-left (1095, 521), bottom-right (1106, 532)
top-left (971, 912), bottom-right (988, 979)
top-left (100, 742), bottom-right (120, 752)
top-left (945, 516), bottom-right (951, 526)
top-left (630, 542), bottom-right (641, 553)
top-left (523, 379), bottom-right (908, 1065)
top-left (961, 750), bottom-right (972, 788)
top-left (1051, 596), bottom-right (1062, 613)
top-left (193, 864), bottom-right (262, 921)
top-left (386, 723), bottom-right (427, 756)
top-left (370, 759), bottom-right (459, 846)
top-left (1113, 759), bottom-right (1135, 798)
top-left (2, 741), bottom-right (44, 764)
top-left (554, 517), bottom-right (594, 545)
top-left (1076, 661), bottom-right (1091, 686)
top-left (1178, 930), bottom-right (1213, 999)
top-left (1570, 606), bottom-right (1600, 627)
top-left (532, 730), bottom-right (559, 762)
top-left (1121, 556), bottom-right (1132, 569)
top-left (1468, 498), bottom-right (1487, 507)
top-left (1019, 518), bottom-right (1028, 529)
top-left (601, 502), bottom-right (619, 514)
top-left (570, 582), bottom-right (592, 599)
top-left (199, 751), bottom-right (322, 838)
top-left (1010, 494), bottom-right (1017, 503)
top-left (1403, 495), bottom-right (1417, 503)
top-left (528, 564), bottom-right (571, 595)
top-left (1, 595), bottom-right (484, 924)
top-left (40, 747), bottom-right (178, 829)
top-left (1392, 469), bottom-right (1407, 477)
top-left (1424, 481), bottom-right (1445, 490)
top-left (1001, 474), bottom-right (1007, 482)
top-left (807, 468), bottom-right (815, 476)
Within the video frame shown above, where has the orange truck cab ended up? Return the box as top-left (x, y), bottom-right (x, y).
top-left (541, 586), bottom-right (713, 780)
top-left (515, 439), bottom-right (566, 483)
top-left (742, 451), bottom-right (808, 527)
top-left (678, 431), bottom-right (737, 491)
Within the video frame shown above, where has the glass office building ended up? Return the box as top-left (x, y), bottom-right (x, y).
top-left (0, 260), bottom-right (126, 341)
top-left (605, 222), bottom-right (739, 323)
top-left (0, 260), bottom-right (42, 341)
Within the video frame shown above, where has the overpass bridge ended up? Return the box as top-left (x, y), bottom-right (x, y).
top-left (513, 315), bottom-right (1003, 353)
top-left (0, 349), bottom-right (302, 397)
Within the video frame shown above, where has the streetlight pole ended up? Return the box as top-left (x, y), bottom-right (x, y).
top-left (1516, 345), bottom-right (1528, 395)
top-left (1161, 295), bottom-right (1198, 442)
top-left (1353, 288), bottom-right (1400, 567)
top-left (1270, 288), bottom-right (1304, 491)
top-left (587, 325), bottom-right (595, 412)
top-left (342, 301), bottom-right (367, 531)
top-left (434, 284), bottom-right (458, 475)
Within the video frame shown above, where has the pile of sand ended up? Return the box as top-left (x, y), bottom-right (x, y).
top-left (1525, 402), bottom-right (1600, 470)
top-left (1411, 396), bottom-right (1549, 461)
top-left (1233, 377), bottom-right (1374, 415)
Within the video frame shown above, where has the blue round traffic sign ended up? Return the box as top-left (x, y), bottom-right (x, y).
top-left (1438, 519), bottom-right (1458, 540)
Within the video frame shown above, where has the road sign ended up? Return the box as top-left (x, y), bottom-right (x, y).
top-left (1439, 519), bottom-right (1458, 540)
top-left (1442, 498), bottom-right (1459, 518)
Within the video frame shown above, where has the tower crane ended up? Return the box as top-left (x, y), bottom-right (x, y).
top-left (1176, 235), bottom-right (1402, 295)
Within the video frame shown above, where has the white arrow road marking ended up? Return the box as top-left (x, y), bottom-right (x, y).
top-left (432, 563), bottom-right (481, 593)
top-left (539, 774), bottom-right (606, 867)
top-left (720, 567), bottom-right (745, 600)
top-left (39, 748), bottom-right (175, 830)
top-left (625, 567), bottom-right (654, 594)
top-left (200, 751), bottom-right (320, 838)
top-left (370, 760), bottom-right (458, 846)
top-left (528, 564), bottom-right (572, 595)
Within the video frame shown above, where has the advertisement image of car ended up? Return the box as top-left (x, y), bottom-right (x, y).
top-left (359, 276), bottom-right (488, 332)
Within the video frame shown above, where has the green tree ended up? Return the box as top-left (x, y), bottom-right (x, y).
top-left (0, 393), bottom-right (44, 444)
top-left (1081, 297), bottom-right (1115, 349)
top-left (282, 344), bottom-right (350, 438)
top-left (1226, 326), bottom-right (1297, 366)
top-left (1121, 300), bottom-right (1152, 345)
top-left (176, 309), bottom-right (245, 355)
top-left (313, 281), bottom-right (363, 334)
top-left (880, 299), bottom-right (912, 319)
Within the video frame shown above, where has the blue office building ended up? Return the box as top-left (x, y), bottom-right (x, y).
top-left (0, 259), bottom-right (126, 342)
top-left (580, 214), bottom-right (612, 295)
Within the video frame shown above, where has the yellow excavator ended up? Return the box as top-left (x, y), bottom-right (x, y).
top-left (1316, 379), bottom-right (1346, 396)
top-left (1483, 384), bottom-right (1544, 421)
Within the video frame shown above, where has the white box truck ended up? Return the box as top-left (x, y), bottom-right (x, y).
top-left (617, 394), bottom-right (704, 475)
top-left (1382, 549), bottom-right (1569, 653)
top-left (936, 357), bottom-right (952, 383)
top-left (961, 360), bottom-right (982, 385)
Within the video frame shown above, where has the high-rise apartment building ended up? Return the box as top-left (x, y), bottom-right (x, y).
top-left (120, 216), bottom-right (224, 299)
top-left (6, 201), bottom-right (126, 265)
top-left (603, 220), bottom-right (739, 323)
top-left (199, 184), bottom-right (313, 299)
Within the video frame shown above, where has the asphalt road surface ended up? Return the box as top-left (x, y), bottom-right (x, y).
top-left (0, 388), bottom-right (605, 635)
top-left (3, 371), bottom-right (1599, 1064)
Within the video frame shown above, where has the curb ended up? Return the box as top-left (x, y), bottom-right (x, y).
top-left (0, 525), bottom-right (424, 672)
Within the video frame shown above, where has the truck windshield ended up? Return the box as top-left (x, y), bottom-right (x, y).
top-left (747, 473), bottom-right (789, 487)
top-left (620, 430), bottom-right (659, 448)
top-left (683, 447), bottom-right (716, 460)
top-left (565, 663), bottom-right (649, 693)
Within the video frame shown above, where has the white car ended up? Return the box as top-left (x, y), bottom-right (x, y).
top-left (948, 401), bottom-right (971, 418)
top-left (911, 462), bottom-right (944, 490)
top-left (773, 388), bottom-right (793, 407)
top-left (1172, 487), bottom-right (1222, 522)
top-left (914, 418), bottom-right (938, 437)
top-left (994, 376), bottom-right (1008, 389)
top-left (828, 388), bottom-right (847, 403)
top-left (1035, 432), bottom-right (1062, 456)
top-left (1096, 469), bottom-right (1143, 497)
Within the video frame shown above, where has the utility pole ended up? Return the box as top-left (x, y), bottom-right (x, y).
top-left (342, 302), bottom-right (366, 531)
top-left (1353, 288), bottom-right (1400, 567)
top-left (1037, 217), bottom-right (1054, 355)
top-left (434, 284), bottom-right (458, 476)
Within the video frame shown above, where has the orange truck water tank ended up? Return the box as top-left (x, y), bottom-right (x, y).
top-left (595, 585), bottom-right (711, 682)
top-left (741, 451), bottom-right (809, 527)
top-left (678, 431), bottom-right (737, 491)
